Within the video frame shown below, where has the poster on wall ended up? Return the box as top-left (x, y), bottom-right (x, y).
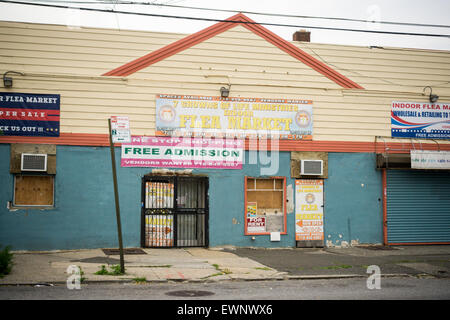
top-left (246, 202), bottom-right (266, 233)
top-left (295, 180), bottom-right (324, 241)
top-left (247, 217), bottom-right (266, 233)
top-left (391, 101), bottom-right (450, 140)
top-left (156, 94), bottom-right (313, 140)
top-left (144, 181), bottom-right (174, 247)
top-left (121, 136), bottom-right (243, 169)
top-left (145, 181), bottom-right (174, 208)
top-left (145, 215), bottom-right (174, 247)
top-left (0, 92), bottom-right (60, 137)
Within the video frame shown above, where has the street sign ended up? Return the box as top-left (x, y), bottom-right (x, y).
top-left (110, 116), bottom-right (131, 143)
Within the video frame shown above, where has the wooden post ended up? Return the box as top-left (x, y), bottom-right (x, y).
top-left (108, 118), bottom-right (125, 274)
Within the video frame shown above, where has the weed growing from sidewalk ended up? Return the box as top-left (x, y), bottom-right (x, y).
top-left (95, 265), bottom-right (109, 275)
top-left (207, 273), bottom-right (224, 278)
top-left (95, 264), bottom-right (126, 276)
top-left (78, 266), bottom-right (86, 283)
top-left (133, 277), bottom-right (147, 284)
top-left (222, 268), bottom-right (232, 275)
top-left (0, 245), bottom-right (13, 278)
top-left (212, 264), bottom-right (220, 271)
top-left (203, 264), bottom-right (233, 279)
top-left (139, 265), bottom-right (172, 268)
top-left (255, 267), bottom-right (272, 271)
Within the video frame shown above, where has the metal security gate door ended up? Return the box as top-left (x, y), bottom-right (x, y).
top-left (142, 177), bottom-right (175, 247)
top-left (386, 170), bottom-right (450, 245)
top-left (141, 176), bottom-right (208, 248)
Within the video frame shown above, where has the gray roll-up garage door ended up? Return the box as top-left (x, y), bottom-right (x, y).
top-left (386, 170), bottom-right (450, 244)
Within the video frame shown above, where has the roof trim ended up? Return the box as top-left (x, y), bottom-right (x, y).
top-left (1, 134), bottom-right (448, 153)
top-left (102, 13), bottom-right (363, 89)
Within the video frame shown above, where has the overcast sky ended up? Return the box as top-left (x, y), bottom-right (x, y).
top-left (0, 0), bottom-right (449, 50)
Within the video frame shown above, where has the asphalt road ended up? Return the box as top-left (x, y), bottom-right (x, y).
top-left (1, 277), bottom-right (449, 300)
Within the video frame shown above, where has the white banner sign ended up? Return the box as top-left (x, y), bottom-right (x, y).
top-left (121, 136), bottom-right (243, 169)
top-left (411, 150), bottom-right (450, 169)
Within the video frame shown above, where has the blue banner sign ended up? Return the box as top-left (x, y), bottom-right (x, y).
top-left (0, 92), bottom-right (60, 137)
top-left (391, 101), bottom-right (450, 140)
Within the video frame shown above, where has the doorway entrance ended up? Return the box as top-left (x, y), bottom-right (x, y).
top-left (141, 176), bottom-right (209, 248)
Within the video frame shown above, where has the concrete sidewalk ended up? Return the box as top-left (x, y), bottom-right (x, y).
top-left (0, 247), bottom-right (287, 285)
top-left (1, 245), bottom-right (449, 286)
top-left (229, 245), bottom-right (450, 279)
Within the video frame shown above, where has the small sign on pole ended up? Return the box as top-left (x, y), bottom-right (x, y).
top-left (110, 116), bottom-right (131, 143)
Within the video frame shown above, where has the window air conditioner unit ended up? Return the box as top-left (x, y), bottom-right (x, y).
top-left (301, 160), bottom-right (323, 176)
top-left (21, 153), bottom-right (47, 172)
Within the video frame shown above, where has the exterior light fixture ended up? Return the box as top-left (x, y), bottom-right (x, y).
top-left (3, 71), bottom-right (25, 88)
top-left (220, 86), bottom-right (230, 98)
top-left (423, 86), bottom-right (439, 103)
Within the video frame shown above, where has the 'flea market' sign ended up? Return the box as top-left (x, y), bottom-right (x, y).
top-left (156, 94), bottom-right (313, 140)
top-left (0, 92), bottom-right (60, 137)
top-left (391, 101), bottom-right (450, 140)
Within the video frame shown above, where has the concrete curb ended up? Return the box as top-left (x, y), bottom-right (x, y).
top-left (0, 273), bottom-right (415, 286)
top-left (285, 273), bottom-right (412, 280)
top-left (286, 274), bottom-right (365, 280)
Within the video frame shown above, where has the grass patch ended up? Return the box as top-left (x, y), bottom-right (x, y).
top-left (202, 264), bottom-right (234, 279)
top-left (222, 268), bottom-right (232, 275)
top-left (95, 264), bottom-right (126, 276)
top-left (319, 264), bottom-right (352, 270)
top-left (255, 267), bottom-right (272, 271)
top-left (78, 266), bottom-right (86, 283)
top-left (0, 245), bottom-right (13, 278)
top-left (95, 265), bottom-right (110, 275)
top-left (208, 272), bottom-right (224, 278)
top-left (394, 259), bottom-right (433, 264)
top-left (127, 265), bottom-right (172, 268)
top-left (133, 277), bottom-right (147, 284)
top-left (211, 264), bottom-right (232, 275)
top-left (148, 265), bottom-right (172, 268)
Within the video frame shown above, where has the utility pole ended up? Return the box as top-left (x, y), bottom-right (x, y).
top-left (108, 118), bottom-right (125, 274)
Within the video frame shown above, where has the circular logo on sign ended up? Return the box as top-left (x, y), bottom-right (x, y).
top-left (305, 193), bottom-right (315, 204)
top-left (295, 110), bottom-right (311, 128)
top-left (159, 105), bottom-right (176, 123)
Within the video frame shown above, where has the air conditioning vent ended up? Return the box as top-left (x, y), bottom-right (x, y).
top-left (301, 160), bottom-right (323, 175)
top-left (21, 153), bottom-right (47, 172)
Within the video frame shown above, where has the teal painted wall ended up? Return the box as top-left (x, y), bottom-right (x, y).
top-left (324, 153), bottom-right (383, 246)
top-left (0, 145), bottom-right (383, 250)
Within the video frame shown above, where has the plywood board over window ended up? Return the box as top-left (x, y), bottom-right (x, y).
top-left (245, 176), bottom-right (286, 235)
top-left (14, 175), bottom-right (54, 207)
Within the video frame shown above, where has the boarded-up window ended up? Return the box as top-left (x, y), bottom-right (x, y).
top-left (14, 175), bottom-right (54, 206)
top-left (245, 177), bottom-right (286, 235)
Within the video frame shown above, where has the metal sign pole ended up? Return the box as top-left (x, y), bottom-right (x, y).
top-left (108, 118), bottom-right (125, 274)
